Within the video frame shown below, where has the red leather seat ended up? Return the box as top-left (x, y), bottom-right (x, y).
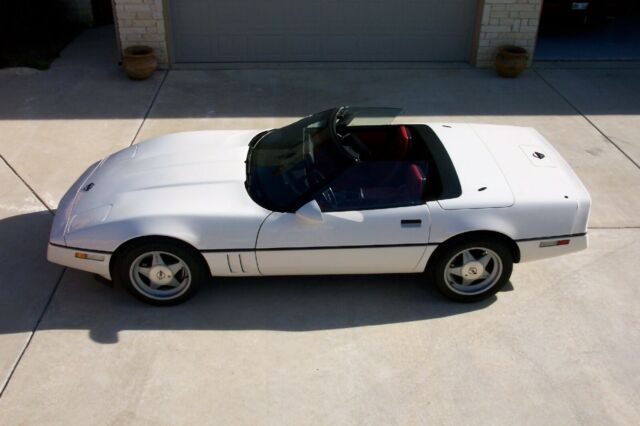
top-left (352, 125), bottom-right (411, 160)
top-left (390, 125), bottom-right (411, 160)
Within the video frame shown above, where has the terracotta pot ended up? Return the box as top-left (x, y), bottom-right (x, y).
top-left (122, 45), bottom-right (157, 80)
top-left (495, 46), bottom-right (529, 78)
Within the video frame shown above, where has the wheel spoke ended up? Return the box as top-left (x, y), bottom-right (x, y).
top-left (151, 252), bottom-right (165, 267)
top-left (479, 270), bottom-right (490, 280)
top-left (130, 250), bottom-right (193, 300)
top-left (167, 261), bottom-right (185, 276)
top-left (478, 254), bottom-right (492, 268)
top-left (462, 250), bottom-right (475, 264)
top-left (167, 277), bottom-right (184, 288)
top-left (448, 266), bottom-right (464, 277)
top-left (461, 277), bottom-right (475, 286)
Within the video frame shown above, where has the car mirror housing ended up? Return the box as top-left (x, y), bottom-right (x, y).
top-left (295, 200), bottom-right (323, 224)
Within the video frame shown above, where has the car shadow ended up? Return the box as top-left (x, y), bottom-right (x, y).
top-left (1, 211), bottom-right (500, 345)
top-left (88, 272), bottom-right (497, 344)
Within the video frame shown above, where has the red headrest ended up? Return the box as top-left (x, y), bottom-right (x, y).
top-left (392, 126), bottom-right (410, 160)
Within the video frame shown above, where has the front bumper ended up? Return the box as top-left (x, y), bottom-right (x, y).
top-left (517, 234), bottom-right (588, 263)
top-left (47, 243), bottom-right (112, 279)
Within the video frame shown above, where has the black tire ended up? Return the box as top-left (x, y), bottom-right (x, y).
top-left (112, 238), bottom-right (207, 306)
top-left (428, 237), bottom-right (513, 303)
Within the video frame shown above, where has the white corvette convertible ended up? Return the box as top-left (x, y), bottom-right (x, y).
top-left (48, 107), bottom-right (590, 305)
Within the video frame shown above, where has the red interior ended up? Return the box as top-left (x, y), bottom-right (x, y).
top-left (351, 125), bottom-right (411, 160)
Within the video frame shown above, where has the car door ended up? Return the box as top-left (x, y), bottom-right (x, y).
top-left (255, 204), bottom-right (430, 275)
top-left (255, 160), bottom-right (431, 275)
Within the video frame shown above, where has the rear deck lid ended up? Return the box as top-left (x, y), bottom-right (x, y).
top-left (430, 124), bottom-right (515, 210)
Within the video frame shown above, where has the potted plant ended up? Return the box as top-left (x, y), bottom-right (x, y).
top-left (122, 45), bottom-right (157, 80)
top-left (495, 45), bottom-right (529, 78)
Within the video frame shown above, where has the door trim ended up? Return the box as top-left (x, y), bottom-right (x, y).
top-left (201, 242), bottom-right (439, 253)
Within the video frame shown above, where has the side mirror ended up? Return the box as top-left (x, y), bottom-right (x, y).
top-left (295, 200), bottom-right (323, 224)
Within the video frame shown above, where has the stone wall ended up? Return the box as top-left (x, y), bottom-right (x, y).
top-left (473, 0), bottom-right (543, 67)
top-left (113, 0), bottom-right (168, 65)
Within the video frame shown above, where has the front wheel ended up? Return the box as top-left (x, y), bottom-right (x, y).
top-left (429, 238), bottom-right (513, 302)
top-left (113, 239), bottom-right (207, 306)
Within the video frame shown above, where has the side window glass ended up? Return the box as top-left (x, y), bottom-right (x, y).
top-left (317, 161), bottom-right (427, 212)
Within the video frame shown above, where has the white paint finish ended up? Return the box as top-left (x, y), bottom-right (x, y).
top-left (258, 205), bottom-right (430, 249)
top-left (202, 252), bottom-right (259, 276)
top-left (413, 245), bottom-right (438, 273)
top-left (431, 124), bottom-right (515, 210)
top-left (52, 130), bottom-right (271, 253)
top-left (469, 124), bottom-right (590, 206)
top-left (517, 235), bottom-right (588, 263)
top-left (519, 144), bottom-right (556, 167)
top-left (256, 205), bottom-right (431, 274)
top-left (426, 123), bottom-right (591, 246)
top-left (48, 121), bottom-right (590, 278)
top-left (294, 200), bottom-right (323, 224)
top-left (49, 160), bottom-right (102, 246)
top-left (256, 246), bottom-right (428, 275)
top-left (46, 244), bottom-right (112, 278)
top-left (427, 200), bottom-right (579, 246)
top-left (472, 124), bottom-right (592, 236)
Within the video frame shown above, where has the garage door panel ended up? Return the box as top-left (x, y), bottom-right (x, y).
top-left (173, 0), bottom-right (210, 35)
top-left (169, 0), bottom-right (477, 62)
top-left (174, 34), bottom-right (213, 62)
top-left (215, 36), bottom-right (248, 62)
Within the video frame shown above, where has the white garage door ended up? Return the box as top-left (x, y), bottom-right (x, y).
top-left (168, 0), bottom-right (478, 63)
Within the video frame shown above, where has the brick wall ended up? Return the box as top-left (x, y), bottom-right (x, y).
top-left (113, 0), bottom-right (168, 65)
top-left (473, 0), bottom-right (543, 67)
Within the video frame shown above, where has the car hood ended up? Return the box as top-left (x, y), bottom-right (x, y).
top-left (54, 130), bottom-right (272, 249)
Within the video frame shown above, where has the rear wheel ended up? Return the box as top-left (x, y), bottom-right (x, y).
top-left (113, 239), bottom-right (207, 306)
top-left (429, 238), bottom-right (513, 302)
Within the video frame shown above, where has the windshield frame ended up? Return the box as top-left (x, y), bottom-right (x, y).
top-left (245, 107), bottom-right (351, 212)
top-left (245, 106), bottom-right (405, 213)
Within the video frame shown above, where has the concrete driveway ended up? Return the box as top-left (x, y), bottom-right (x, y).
top-left (0, 27), bottom-right (639, 425)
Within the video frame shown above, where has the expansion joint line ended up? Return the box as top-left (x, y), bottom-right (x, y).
top-left (129, 69), bottom-right (169, 147)
top-left (533, 68), bottom-right (640, 170)
top-left (0, 268), bottom-right (66, 399)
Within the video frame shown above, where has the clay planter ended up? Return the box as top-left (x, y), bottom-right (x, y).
top-left (495, 46), bottom-right (529, 78)
top-left (122, 45), bottom-right (157, 80)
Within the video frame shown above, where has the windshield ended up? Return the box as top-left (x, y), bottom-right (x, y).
top-left (246, 108), bottom-right (353, 211)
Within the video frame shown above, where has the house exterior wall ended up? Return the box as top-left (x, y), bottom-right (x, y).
top-left (111, 0), bottom-right (543, 68)
top-left (112, 0), bottom-right (168, 65)
top-left (472, 0), bottom-right (544, 67)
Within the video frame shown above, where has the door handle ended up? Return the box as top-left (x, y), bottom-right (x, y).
top-left (401, 219), bottom-right (422, 227)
